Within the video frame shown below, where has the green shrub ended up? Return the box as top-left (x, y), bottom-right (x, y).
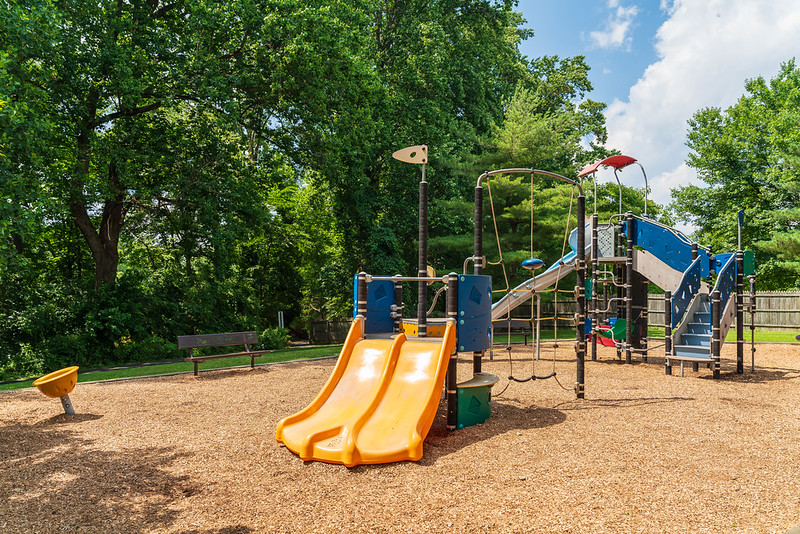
top-left (258, 326), bottom-right (290, 350)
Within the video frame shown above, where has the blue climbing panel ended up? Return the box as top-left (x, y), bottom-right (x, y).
top-left (456, 275), bottom-right (492, 353)
top-left (365, 279), bottom-right (395, 333)
top-left (352, 276), bottom-right (396, 333)
top-left (713, 251), bottom-right (756, 277)
top-left (625, 217), bottom-right (710, 277)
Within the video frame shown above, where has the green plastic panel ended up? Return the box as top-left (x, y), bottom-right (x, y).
top-left (456, 385), bottom-right (491, 429)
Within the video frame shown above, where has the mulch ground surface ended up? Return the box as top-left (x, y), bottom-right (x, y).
top-left (2, 342), bottom-right (799, 533)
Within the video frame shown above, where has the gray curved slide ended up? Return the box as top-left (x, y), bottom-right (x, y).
top-left (491, 250), bottom-right (578, 321)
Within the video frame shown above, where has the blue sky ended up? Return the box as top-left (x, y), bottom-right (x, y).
top-left (517, 1), bottom-right (666, 107)
top-left (512, 0), bottom-right (800, 215)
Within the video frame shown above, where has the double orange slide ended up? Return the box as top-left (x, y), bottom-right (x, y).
top-left (276, 317), bottom-right (456, 467)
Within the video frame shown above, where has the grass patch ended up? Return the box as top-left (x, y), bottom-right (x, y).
top-left (0, 345), bottom-right (342, 392)
top-left (493, 329), bottom-right (577, 345)
top-left (646, 326), bottom-right (796, 343)
top-left (4, 328), bottom-right (796, 393)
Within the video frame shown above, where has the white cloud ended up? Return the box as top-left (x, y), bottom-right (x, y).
top-left (589, 2), bottom-right (639, 50)
top-left (604, 0), bottom-right (800, 210)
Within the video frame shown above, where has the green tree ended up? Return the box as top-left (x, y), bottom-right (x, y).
top-left (672, 59), bottom-right (800, 288)
top-left (0, 0), bottom-right (375, 288)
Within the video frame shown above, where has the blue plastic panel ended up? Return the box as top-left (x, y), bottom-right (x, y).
top-left (714, 252), bottom-right (733, 271)
top-left (713, 251), bottom-right (756, 277)
top-left (627, 218), bottom-right (710, 277)
top-left (457, 275), bottom-right (492, 352)
top-left (365, 279), bottom-right (395, 334)
top-left (353, 275), bottom-right (396, 333)
top-left (714, 254), bottom-right (736, 311)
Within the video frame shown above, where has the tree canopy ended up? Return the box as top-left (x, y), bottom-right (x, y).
top-left (2, 0), bottom-right (599, 379)
top-left (8, 0), bottom-right (759, 382)
top-left (672, 59), bottom-right (800, 289)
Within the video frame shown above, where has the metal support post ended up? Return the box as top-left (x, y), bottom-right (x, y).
top-left (749, 275), bottom-right (756, 372)
top-left (711, 290), bottom-right (721, 379)
top-left (446, 273), bottom-right (459, 430)
top-left (641, 306), bottom-right (648, 362)
top-left (736, 250), bottom-right (744, 374)
top-left (418, 178), bottom-right (428, 337)
top-left (665, 291), bottom-right (672, 375)
top-left (357, 272), bottom-right (368, 318)
top-left (60, 394), bottom-right (75, 415)
top-left (625, 212), bottom-right (634, 365)
top-left (575, 195), bottom-right (586, 399)
top-left (393, 275), bottom-right (403, 333)
top-left (473, 185), bottom-right (484, 373)
top-left (591, 213), bottom-right (599, 361)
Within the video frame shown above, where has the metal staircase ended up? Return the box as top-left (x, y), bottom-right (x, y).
top-left (673, 294), bottom-right (711, 359)
top-left (667, 254), bottom-right (738, 376)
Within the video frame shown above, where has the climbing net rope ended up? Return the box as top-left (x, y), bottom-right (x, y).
top-left (485, 173), bottom-right (578, 394)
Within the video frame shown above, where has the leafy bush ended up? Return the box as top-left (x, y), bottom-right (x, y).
top-left (258, 327), bottom-right (290, 350)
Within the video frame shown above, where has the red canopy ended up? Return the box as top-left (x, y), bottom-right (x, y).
top-left (577, 155), bottom-right (637, 178)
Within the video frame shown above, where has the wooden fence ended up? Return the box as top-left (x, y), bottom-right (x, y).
top-left (309, 319), bottom-right (351, 345)
top-left (511, 292), bottom-right (800, 332)
top-left (647, 291), bottom-right (800, 331)
top-left (312, 292), bottom-right (800, 342)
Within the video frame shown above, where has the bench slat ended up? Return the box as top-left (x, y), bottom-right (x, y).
top-left (492, 320), bottom-right (533, 330)
top-left (177, 331), bottom-right (271, 376)
top-left (184, 349), bottom-right (271, 362)
top-left (177, 331), bottom-right (258, 350)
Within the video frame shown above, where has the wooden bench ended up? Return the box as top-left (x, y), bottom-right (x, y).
top-left (177, 331), bottom-right (271, 376)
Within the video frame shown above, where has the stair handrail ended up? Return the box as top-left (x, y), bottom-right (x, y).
top-left (671, 256), bottom-right (702, 329)
top-left (711, 253), bottom-right (737, 315)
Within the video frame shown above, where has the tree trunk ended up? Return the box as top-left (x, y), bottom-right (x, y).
top-left (70, 159), bottom-right (126, 289)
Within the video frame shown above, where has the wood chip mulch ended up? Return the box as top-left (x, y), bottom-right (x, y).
top-left (1, 342), bottom-right (799, 533)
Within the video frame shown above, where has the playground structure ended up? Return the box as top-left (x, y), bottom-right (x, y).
top-left (276, 146), bottom-right (592, 466)
top-left (277, 145), bottom-right (503, 466)
top-left (32, 365), bottom-right (79, 414)
top-left (490, 155), bottom-right (756, 378)
top-left (276, 150), bottom-right (757, 467)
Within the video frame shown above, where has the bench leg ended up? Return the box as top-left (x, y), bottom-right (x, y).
top-left (194, 361), bottom-right (199, 376)
top-left (251, 355), bottom-right (255, 369)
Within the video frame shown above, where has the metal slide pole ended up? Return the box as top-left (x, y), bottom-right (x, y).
top-left (665, 291), bottom-right (672, 375)
top-left (575, 195), bottom-right (586, 399)
top-left (473, 184), bottom-right (484, 373)
top-left (446, 273), bottom-right (458, 430)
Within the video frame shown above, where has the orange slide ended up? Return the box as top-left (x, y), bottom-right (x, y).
top-left (276, 317), bottom-right (456, 467)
